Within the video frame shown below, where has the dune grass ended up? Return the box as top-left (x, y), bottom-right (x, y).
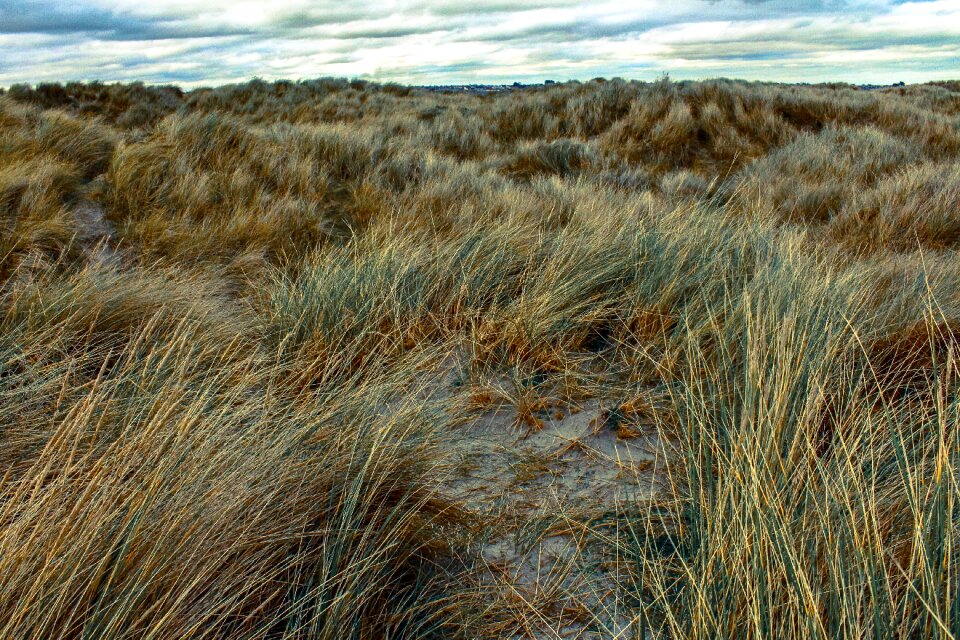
top-left (1, 76), bottom-right (959, 638)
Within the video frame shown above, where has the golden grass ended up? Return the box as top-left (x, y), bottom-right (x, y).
top-left (1, 76), bottom-right (959, 638)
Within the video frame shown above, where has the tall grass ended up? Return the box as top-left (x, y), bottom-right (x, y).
top-left (624, 251), bottom-right (960, 638)
top-left (0, 262), bottom-right (465, 639)
top-left (1, 76), bottom-right (959, 637)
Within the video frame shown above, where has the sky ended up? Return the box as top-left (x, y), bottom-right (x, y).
top-left (1, 0), bottom-right (958, 87)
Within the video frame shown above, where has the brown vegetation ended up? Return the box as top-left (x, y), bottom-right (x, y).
top-left (2, 76), bottom-right (960, 638)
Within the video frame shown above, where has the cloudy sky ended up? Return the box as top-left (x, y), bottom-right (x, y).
top-left (1, 0), bottom-right (958, 87)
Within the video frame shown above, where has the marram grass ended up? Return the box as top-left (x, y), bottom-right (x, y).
top-left (1, 76), bottom-right (959, 638)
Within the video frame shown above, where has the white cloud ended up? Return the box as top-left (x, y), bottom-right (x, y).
top-left (0, 0), bottom-right (957, 86)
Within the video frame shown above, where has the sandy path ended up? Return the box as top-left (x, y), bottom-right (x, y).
top-left (442, 375), bottom-right (668, 639)
top-left (73, 200), bottom-right (121, 267)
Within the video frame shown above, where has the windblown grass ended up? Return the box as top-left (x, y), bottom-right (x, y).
top-left (1, 76), bottom-right (959, 638)
top-left (623, 252), bottom-right (960, 638)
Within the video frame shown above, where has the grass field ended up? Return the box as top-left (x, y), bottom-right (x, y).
top-left (2, 76), bottom-right (960, 638)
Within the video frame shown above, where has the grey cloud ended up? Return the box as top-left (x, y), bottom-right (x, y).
top-left (328, 25), bottom-right (441, 39)
top-left (0, 0), bottom-right (957, 87)
top-left (659, 21), bottom-right (960, 61)
top-left (0, 1), bottom-right (252, 40)
top-left (442, 0), bottom-right (873, 47)
top-left (0, 1), bottom-right (135, 34)
top-left (267, 8), bottom-right (377, 31)
top-left (420, 0), bottom-right (585, 17)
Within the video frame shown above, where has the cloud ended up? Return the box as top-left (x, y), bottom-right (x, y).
top-left (0, 1), bottom-right (253, 40)
top-left (0, 0), bottom-right (957, 86)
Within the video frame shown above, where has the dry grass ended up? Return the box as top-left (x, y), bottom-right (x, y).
top-left (2, 76), bottom-right (960, 638)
